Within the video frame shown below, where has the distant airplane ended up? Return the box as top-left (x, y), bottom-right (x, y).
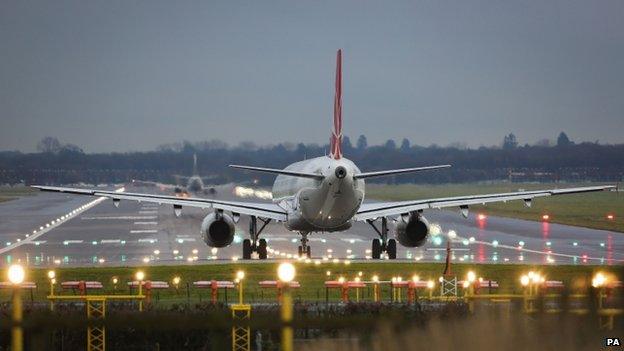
top-left (132, 153), bottom-right (217, 196)
top-left (33, 50), bottom-right (615, 260)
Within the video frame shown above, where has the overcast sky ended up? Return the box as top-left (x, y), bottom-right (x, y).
top-left (1, 0), bottom-right (623, 152)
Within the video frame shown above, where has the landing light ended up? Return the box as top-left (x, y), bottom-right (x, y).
top-left (477, 214), bottom-right (487, 221)
top-left (542, 214), bottom-right (550, 221)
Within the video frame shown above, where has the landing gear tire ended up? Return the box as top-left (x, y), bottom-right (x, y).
top-left (387, 239), bottom-right (397, 259)
top-left (242, 239), bottom-right (252, 260)
top-left (258, 239), bottom-right (267, 259)
top-left (372, 239), bottom-right (381, 259)
top-left (297, 246), bottom-right (303, 257)
top-left (306, 246), bottom-right (311, 258)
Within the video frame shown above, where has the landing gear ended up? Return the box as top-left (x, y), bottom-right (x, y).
top-left (367, 217), bottom-right (397, 259)
top-left (298, 232), bottom-right (311, 258)
top-left (242, 216), bottom-right (271, 260)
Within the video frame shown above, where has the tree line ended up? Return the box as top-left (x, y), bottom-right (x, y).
top-left (0, 133), bottom-right (622, 185)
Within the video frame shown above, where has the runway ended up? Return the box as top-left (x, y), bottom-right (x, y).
top-left (0, 184), bottom-right (621, 267)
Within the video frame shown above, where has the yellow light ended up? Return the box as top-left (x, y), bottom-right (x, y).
top-left (426, 280), bottom-right (435, 289)
top-left (412, 275), bottom-right (420, 283)
top-left (112, 277), bottom-right (118, 284)
top-left (358, 271), bottom-right (363, 277)
top-left (528, 271), bottom-right (535, 280)
top-left (135, 271), bottom-right (145, 281)
top-left (397, 276), bottom-right (403, 283)
top-left (236, 270), bottom-right (245, 280)
top-left (173, 276), bottom-right (181, 285)
top-left (51, 278), bottom-right (56, 284)
top-left (47, 270), bottom-right (56, 280)
top-left (7, 264), bottom-right (25, 285)
top-left (391, 277), bottom-right (397, 283)
top-left (338, 276), bottom-right (345, 283)
top-left (467, 271), bottom-right (476, 283)
top-left (520, 275), bottom-right (529, 286)
top-left (372, 275), bottom-right (379, 283)
top-left (354, 277), bottom-right (361, 283)
top-left (326, 270), bottom-right (331, 277)
top-left (462, 281), bottom-right (470, 288)
top-left (277, 262), bottom-right (296, 283)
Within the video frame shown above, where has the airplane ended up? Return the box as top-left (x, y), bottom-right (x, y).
top-left (33, 49), bottom-right (615, 260)
top-left (132, 153), bottom-right (217, 197)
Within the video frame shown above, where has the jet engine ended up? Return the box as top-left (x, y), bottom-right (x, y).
top-left (201, 211), bottom-right (236, 247)
top-left (395, 213), bottom-right (430, 247)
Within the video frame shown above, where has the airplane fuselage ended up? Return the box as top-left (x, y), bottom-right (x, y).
top-left (272, 156), bottom-right (365, 232)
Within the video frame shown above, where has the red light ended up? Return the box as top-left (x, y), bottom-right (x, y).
top-left (542, 214), bottom-right (550, 221)
top-left (477, 214), bottom-right (487, 221)
top-left (607, 214), bottom-right (614, 220)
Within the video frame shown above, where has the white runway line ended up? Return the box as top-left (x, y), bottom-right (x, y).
top-left (138, 238), bottom-right (158, 243)
top-left (82, 216), bottom-right (157, 220)
top-left (100, 239), bottom-right (121, 244)
top-left (133, 221), bottom-right (158, 225)
top-left (62, 240), bottom-right (83, 244)
top-left (130, 229), bottom-right (158, 234)
top-left (138, 210), bottom-right (158, 214)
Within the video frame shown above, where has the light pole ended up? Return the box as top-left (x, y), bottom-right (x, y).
top-left (47, 270), bottom-right (56, 311)
top-left (8, 264), bottom-right (25, 351)
top-left (277, 262), bottom-right (295, 351)
top-left (236, 270), bottom-right (245, 305)
top-left (372, 275), bottom-right (379, 302)
top-left (173, 276), bottom-right (181, 294)
top-left (136, 271), bottom-right (145, 312)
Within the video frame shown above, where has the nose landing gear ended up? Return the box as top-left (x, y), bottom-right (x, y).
top-left (367, 217), bottom-right (396, 259)
top-left (297, 232), bottom-right (311, 258)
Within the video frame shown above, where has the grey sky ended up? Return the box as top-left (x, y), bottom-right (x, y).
top-left (1, 0), bottom-right (623, 152)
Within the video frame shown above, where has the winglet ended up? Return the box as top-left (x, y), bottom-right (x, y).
top-left (330, 49), bottom-right (343, 160)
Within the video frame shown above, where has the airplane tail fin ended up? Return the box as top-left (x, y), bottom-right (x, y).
top-left (330, 49), bottom-right (343, 160)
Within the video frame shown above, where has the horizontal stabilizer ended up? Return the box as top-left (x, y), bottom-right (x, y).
top-left (229, 165), bottom-right (325, 180)
top-left (354, 165), bottom-right (451, 179)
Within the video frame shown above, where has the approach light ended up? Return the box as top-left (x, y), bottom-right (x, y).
top-left (372, 275), bottom-right (379, 283)
top-left (277, 262), bottom-right (295, 283)
top-left (462, 281), bottom-right (470, 288)
top-left (135, 271), bottom-right (145, 281)
top-left (47, 270), bottom-right (56, 280)
top-left (112, 277), bottom-right (118, 284)
top-left (542, 214), bottom-right (550, 221)
top-left (466, 271), bottom-right (476, 283)
top-left (520, 275), bottom-right (530, 286)
top-left (236, 270), bottom-right (245, 280)
top-left (173, 276), bottom-right (181, 285)
top-left (606, 214), bottom-right (614, 220)
top-left (477, 214), bottom-right (487, 221)
top-left (592, 272), bottom-right (607, 288)
top-left (412, 275), bottom-right (420, 283)
top-left (426, 280), bottom-right (435, 289)
top-left (8, 264), bottom-right (25, 285)
top-left (338, 276), bottom-right (345, 283)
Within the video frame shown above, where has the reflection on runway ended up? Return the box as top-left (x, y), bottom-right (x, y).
top-left (0, 185), bottom-right (621, 267)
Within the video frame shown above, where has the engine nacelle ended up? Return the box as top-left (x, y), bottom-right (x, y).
top-left (395, 214), bottom-right (430, 247)
top-left (201, 211), bottom-right (236, 248)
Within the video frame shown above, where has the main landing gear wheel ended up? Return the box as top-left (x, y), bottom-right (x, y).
top-left (242, 239), bottom-right (252, 259)
top-left (372, 239), bottom-right (382, 259)
top-left (258, 239), bottom-right (267, 259)
top-left (387, 239), bottom-right (397, 259)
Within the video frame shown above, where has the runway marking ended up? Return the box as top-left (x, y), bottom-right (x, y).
top-left (340, 238), bottom-right (364, 243)
top-left (82, 216), bottom-right (157, 220)
top-left (138, 238), bottom-right (158, 243)
top-left (139, 210), bottom-right (158, 214)
top-left (101, 239), bottom-right (121, 244)
top-left (133, 221), bottom-right (158, 225)
top-left (130, 229), bottom-right (158, 234)
top-left (63, 240), bottom-right (83, 244)
top-left (176, 238), bottom-right (196, 242)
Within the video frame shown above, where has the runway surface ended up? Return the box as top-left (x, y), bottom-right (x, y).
top-left (0, 184), bottom-right (622, 267)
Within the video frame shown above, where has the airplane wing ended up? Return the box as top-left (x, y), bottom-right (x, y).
top-left (32, 185), bottom-right (288, 221)
top-left (354, 185), bottom-right (615, 221)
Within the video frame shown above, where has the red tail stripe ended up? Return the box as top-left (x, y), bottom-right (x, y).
top-left (331, 49), bottom-right (343, 159)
